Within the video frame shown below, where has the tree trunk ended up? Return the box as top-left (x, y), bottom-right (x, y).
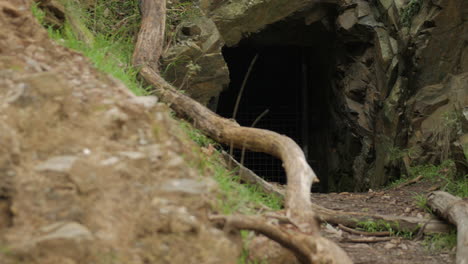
top-left (427, 191), bottom-right (468, 264)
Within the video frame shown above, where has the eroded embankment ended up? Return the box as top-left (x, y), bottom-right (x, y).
top-left (0, 2), bottom-right (239, 263)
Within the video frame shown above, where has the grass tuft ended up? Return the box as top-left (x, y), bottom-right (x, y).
top-left (357, 220), bottom-right (415, 239)
top-left (178, 120), bottom-right (283, 214)
top-left (423, 230), bottom-right (457, 252)
top-left (32, 0), bottom-right (149, 96)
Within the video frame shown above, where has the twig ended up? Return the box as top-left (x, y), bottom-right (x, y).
top-left (394, 175), bottom-right (423, 189)
top-left (229, 54), bottom-right (258, 166)
top-left (232, 54), bottom-right (258, 120)
top-left (240, 109), bottom-right (269, 165)
top-left (341, 236), bottom-right (393, 243)
top-left (264, 212), bottom-right (300, 229)
top-left (338, 224), bottom-right (391, 237)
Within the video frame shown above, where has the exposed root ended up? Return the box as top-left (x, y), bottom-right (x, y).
top-left (209, 214), bottom-right (352, 264)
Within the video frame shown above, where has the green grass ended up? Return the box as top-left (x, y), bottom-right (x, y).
top-left (179, 120), bottom-right (217, 148)
top-left (179, 120), bottom-right (282, 263)
top-left (238, 231), bottom-right (267, 264)
top-left (32, 0), bottom-right (149, 96)
top-left (423, 230), bottom-right (457, 252)
top-left (213, 162), bottom-right (283, 214)
top-left (412, 193), bottom-right (433, 214)
top-left (357, 220), bottom-right (415, 239)
top-left (387, 160), bottom-right (468, 198)
top-left (31, 2), bottom-right (46, 25)
top-left (409, 160), bottom-right (467, 198)
top-left (179, 120), bottom-right (283, 214)
top-left (49, 27), bottom-right (148, 95)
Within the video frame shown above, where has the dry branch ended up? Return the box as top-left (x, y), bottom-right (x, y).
top-left (393, 175), bottom-right (424, 189)
top-left (341, 236), bottom-right (392, 243)
top-left (427, 191), bottom-right (468, 264)
top-left (132, 0), bottom-right (352, 263)
top-left (338, 224), bottom-right (391, 237)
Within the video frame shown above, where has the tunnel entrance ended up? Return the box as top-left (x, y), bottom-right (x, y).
top-left (216, 16), bottom-right (336, 192)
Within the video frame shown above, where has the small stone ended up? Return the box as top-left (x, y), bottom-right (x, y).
top-left (141, 144), bottom-right (162, 162)
top-left (416, 213), bottom-right (423, 219)
top-left (384, 243), bottom-right (396, 249)
top-left (159, 178), bottom-right (216, 195)
top-left (119, 151), bottom-right (145, 160)
top-left (404, 207), bottom-right (412, 213)
top-left (37, 222), bottom-right (93, 242)
top-left (151, 197), bottom-right (170, 206)
top-left (100, 157), bottom-right (119, 166)
top-left (104, 107), bottom-right (128, 122)
top-left (166, 156), bottom-right (184, 168)
top-left (337, 9), bottom-right (357, 30)
top-left (399, 243), bottom-right (408, 250)
top-left (82, 148), bottom-right (91, 155)
top-left (35, 156), bottom-right (78, 173)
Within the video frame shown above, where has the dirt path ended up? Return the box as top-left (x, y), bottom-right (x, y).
top-left (313, 181), bottom-right (455, 263)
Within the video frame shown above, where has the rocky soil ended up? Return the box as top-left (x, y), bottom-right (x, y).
top-left (0, 1), bottom-right (238, 263)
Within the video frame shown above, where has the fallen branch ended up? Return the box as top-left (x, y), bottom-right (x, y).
top-left (338, 224), bottom-right (391, 237)
top-left (427, 191), bottom-right (468, 264)
top-left (393, 175), bottom-right (424, 189)
top-left (341, 236), bottom-right (392, 243)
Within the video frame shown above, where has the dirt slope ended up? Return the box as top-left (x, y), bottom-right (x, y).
top-left (0, 1), bottom-right (238, 263)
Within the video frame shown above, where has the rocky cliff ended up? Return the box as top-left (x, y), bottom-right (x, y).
top-left (165, 0), bottom-right (467, 191)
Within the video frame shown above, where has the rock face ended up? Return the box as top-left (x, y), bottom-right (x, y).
top-left (172, 0), bottom-right (467, 190)
top-left (161, 4), bottom-right (229, 109)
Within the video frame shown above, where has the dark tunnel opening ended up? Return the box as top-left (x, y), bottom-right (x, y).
top-left (216, 17), bottom-right (336, 192)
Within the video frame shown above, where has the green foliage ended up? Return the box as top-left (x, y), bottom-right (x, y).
top-left (238, 231), bottom-right (267, 264)
top-left (179, 120), bottom-right (217, 148)
top-left (164, 1), bottom-right (203, 52)
top-left (88, 0), bottom-right (142, 40)
top-left (400, 0), bottom-right (422, 27)
top-left (423, 230), bottom-right (457, 252)
top-left (48, 26), bottom-right (149, 95)
top-left (179, 121), bottom-right (283, 214)
top-left (166, 1), bottom-right (202, 27)
top-left (412, 193), bottom-right (433, 214)
top-left (213, 164), bottom-right (283, 214)
top-left (31, 2), bottom-right (46, 25)
top-left (410, 160), bottom-right (468, 197)
top-left (388, 145), bottom-right (419, 163)
top-left (32, 0), bottom-right (149, 96)
top-left (357, 220), bottom-right (415, 239)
